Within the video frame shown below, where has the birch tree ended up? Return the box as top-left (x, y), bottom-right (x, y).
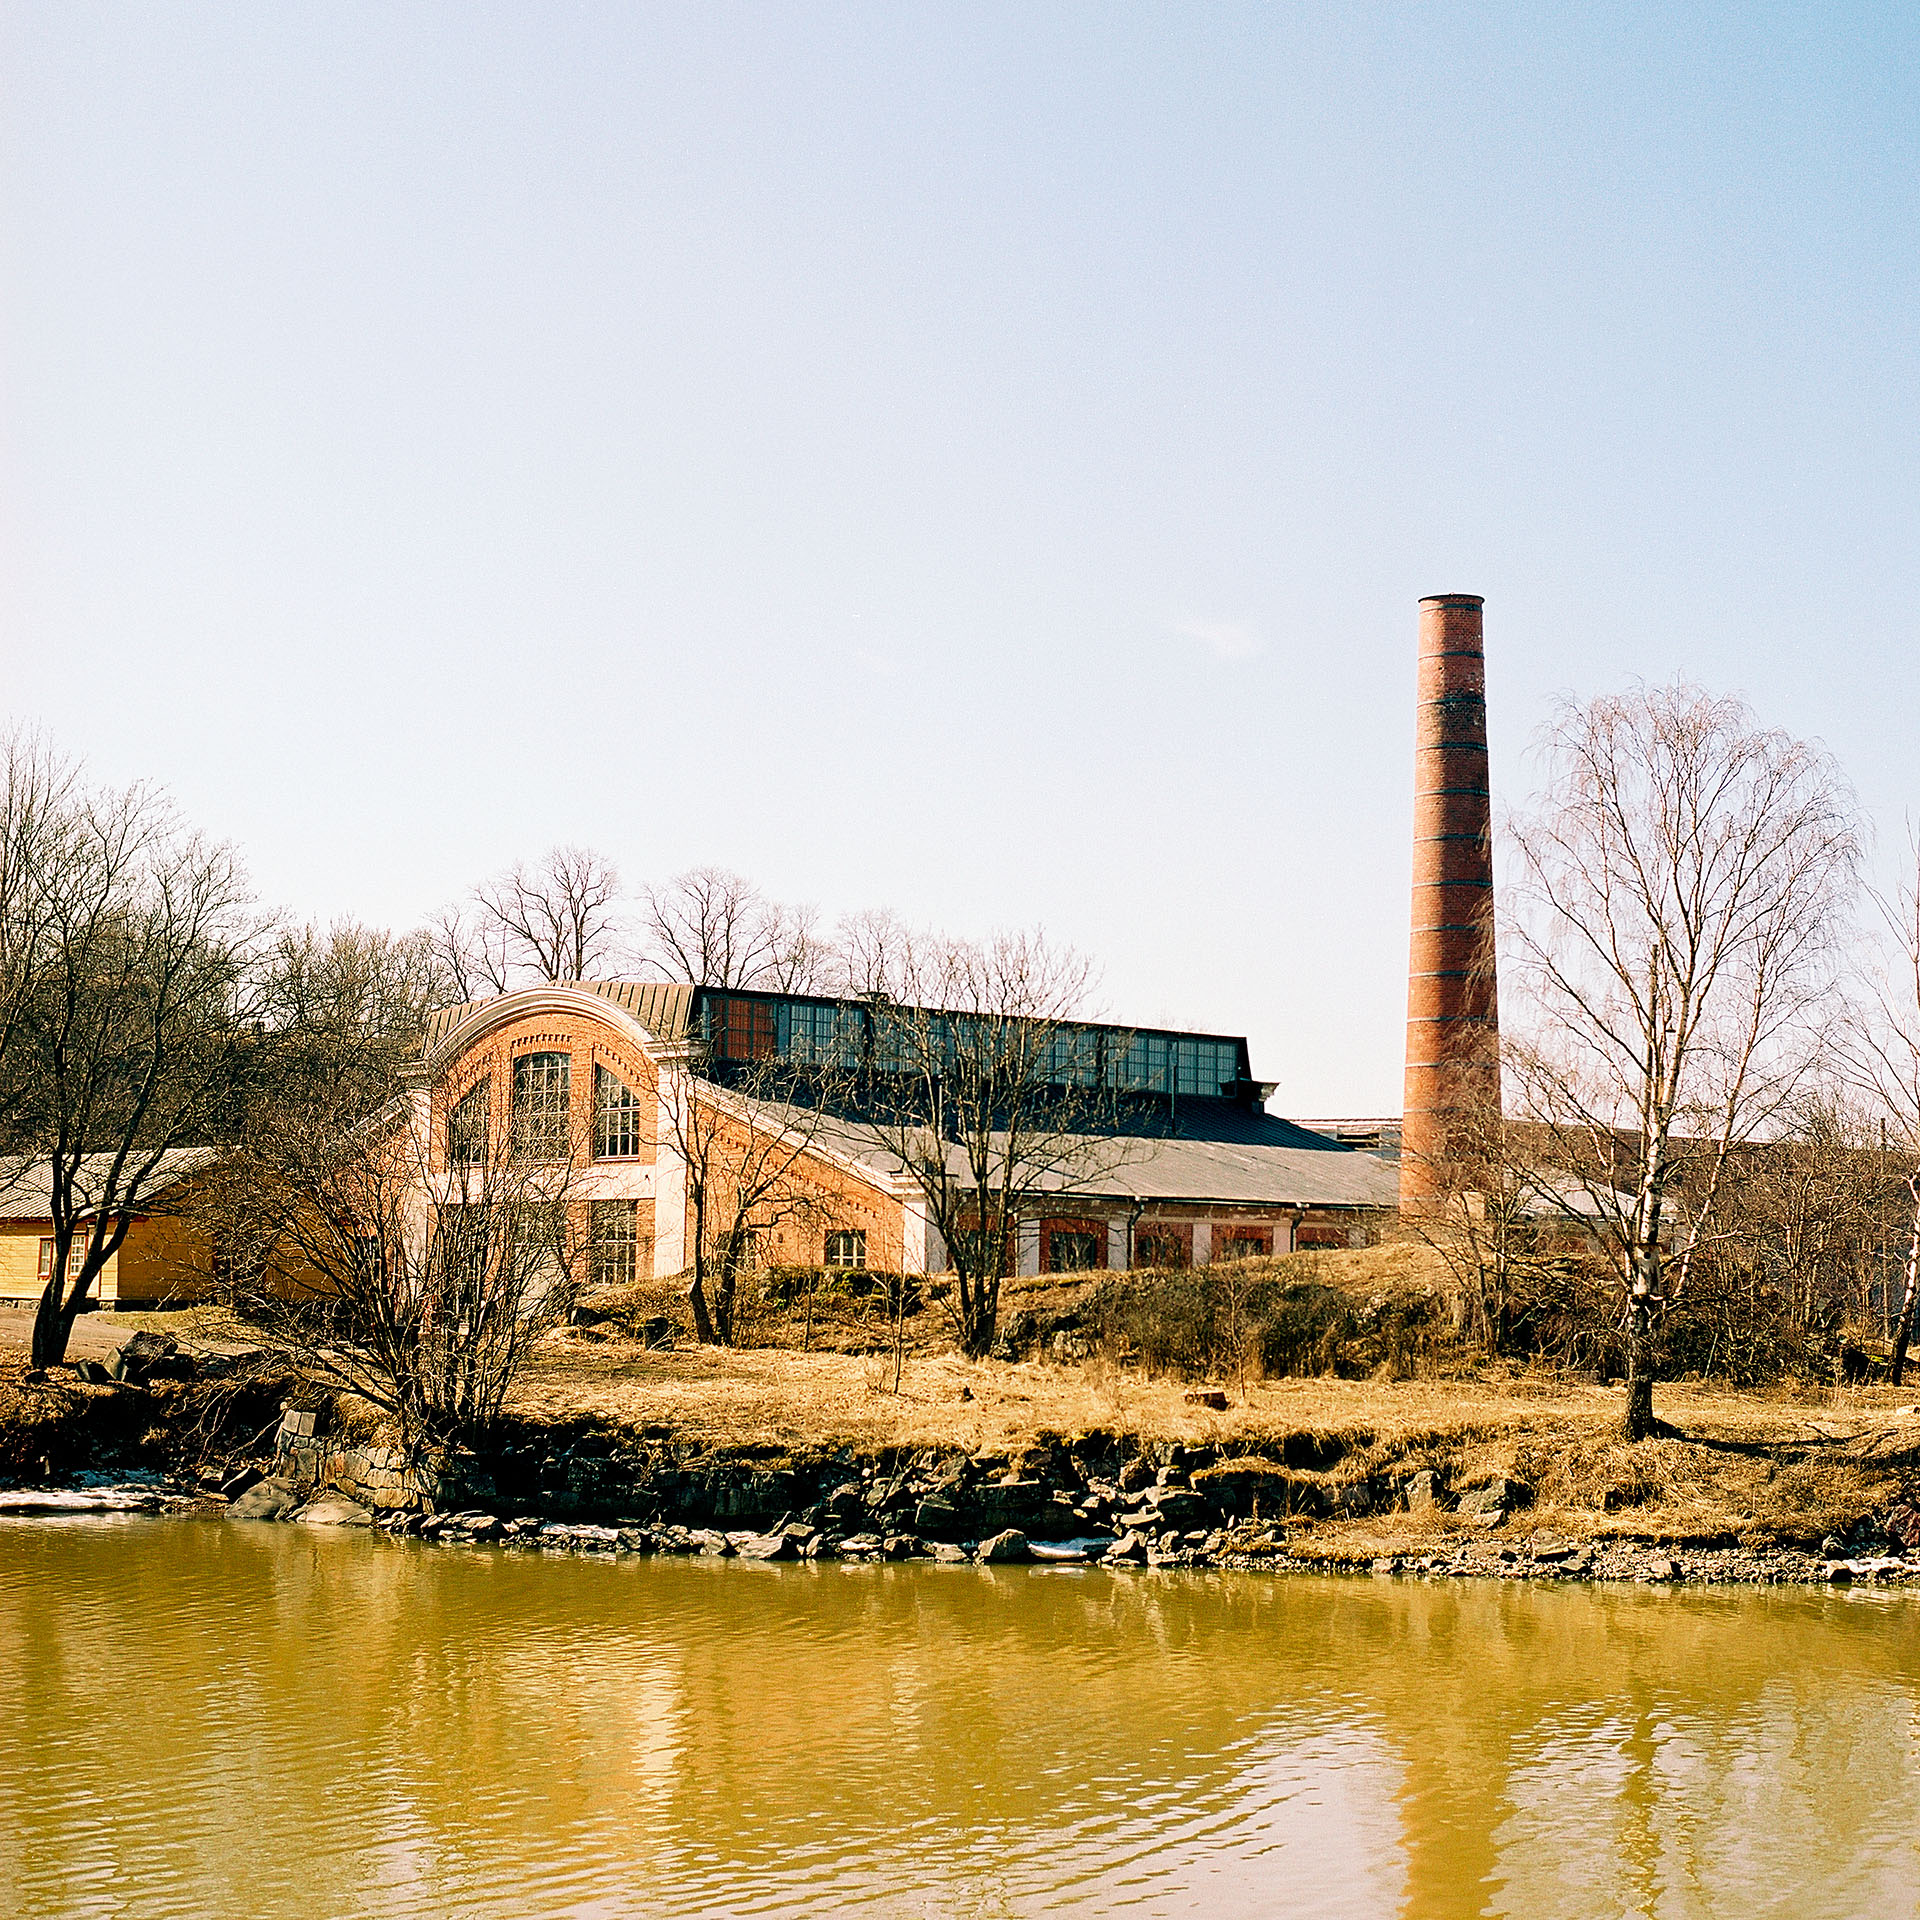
top-left (1502, 683), bottom-right (1858, 1437)
top-left (1845, 835), bottom-right (1920, 1384)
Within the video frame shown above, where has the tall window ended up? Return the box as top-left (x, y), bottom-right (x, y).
top-left (448, 1080), bottom-right (489, 1165)
top-left (591, 1200), bottom-right (640, 1287)
top-left (512, 1052), bottom-right (571, 1156)
top-left (824, 1228), bottom-right (867, 1270)
top-left (594, 1065), bottom-right (641, 1159)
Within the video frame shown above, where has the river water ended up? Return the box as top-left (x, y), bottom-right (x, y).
top-left (2, 1517), bottom-right (1916, 1919)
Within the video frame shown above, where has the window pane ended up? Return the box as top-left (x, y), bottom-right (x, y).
top-left (824, 1229), bottom-right (867, 1270)
top-left (594, 1064), bottom-right (641, 1159)
top-left (449, 1080), bottom-right (489, 1165)
top-left (591, 1199), bottom-right (639, 1288)
top-left (512, 1053), bottom-right (571, 1155)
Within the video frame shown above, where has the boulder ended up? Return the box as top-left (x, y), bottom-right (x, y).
top-left (980, 1529), bottom-right (1031, 1564)
top-left (1117, 1458), bottom-right (1154, 1495)
top-left (107, 1330), bottom-right (183, 1384)
top-left (71, 1360), bottom-right (115, 1386)
top-left (1141, 1489), bottom-right (1211, 1530)
top-left (914, 1495), bottom-right (962, 1538)
top-left (228, 1479), bottom-right (298, 1522)
top-left (294, 1495), bottom-right (373, 1528)
top-left (738, 1532), bottom-right (798, 1561)
top-left (1404, 1470), bottom-right (1445, 1514)
top-left (1459, 1476), bottom-right (1530, 1517)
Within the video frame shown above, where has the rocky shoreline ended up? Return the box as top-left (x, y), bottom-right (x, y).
top-left (9, 1424), bottom-right (1916, 1590)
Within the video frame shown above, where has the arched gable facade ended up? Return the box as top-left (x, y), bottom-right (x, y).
top-left (420, 986), bottom-right (906, 1284)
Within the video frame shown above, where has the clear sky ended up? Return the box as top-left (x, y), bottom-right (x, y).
top-left (4, 4), bottom-right (1916, 1113)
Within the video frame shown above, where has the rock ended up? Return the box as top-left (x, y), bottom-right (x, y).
top-left (1117, 1458), bottom-right (1154, 1495)
top-left (1647, 1555), bottom-right (1679, 1581)
top-left (932, 1542), bottom-right (969, 1563)
top-left (1145, 1489), bottom-right (1211, 1530)
top-left (1458, 1477), bottom-right (1529, 1518)
top-left (295, 1495), bottom-right (373, 1528)
top-left (881, 1535), bottom-right (916, 1560)
top-left (1404, 1470), bottom-right (1444, 1514)
top-left (914, 1496), bottom-right (962, 1537)
top-left (1819, 1535), bottom-right (1849, 1560)
top-left (738, 1532), bottom-right (797, 1560)
top-left (1183, 1389), bottom-right (1229, 1411)
top-left (1370, 1556), bottom-right (1398, 1575)
top-left (1826, 1562), bottom-right (1854, 1584)
top-left (71, 1359), bottom-right (114, 1385)
top-left (220, 1466), bottom-right (263, 1500)
top-left (107, 1330), bottom-right (183, 1384)
top-left (691, 1529), bottom-right (735, 1556)
top-left (980, 1529), bottom-right (1031, 1564)
top-left (228, 1479), bottom-right (298, 1522)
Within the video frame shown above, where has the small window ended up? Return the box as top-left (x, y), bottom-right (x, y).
top-left (512, 1052), bottom-right (571, 1156)
top-left (825, 1229), bottom-right (867, 1270)
top-left (1215, 1231), bottom-right (1272, 1262)
top-left (1042, 1222), bottom-right (1104, 1273)
top-left (594, 1065), bottom-right (642, 1159)
top-left (38, 1237), bottom-right (81, 1284)
top-left (1135, 1228), bottom-right (1188, 1270)
top-left (591, 1200), bottom-right (640, 1288)
top-left (448, 1080), bottom-right (489, 1165)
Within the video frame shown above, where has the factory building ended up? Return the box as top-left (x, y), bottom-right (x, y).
top-left (417, 980), bottom-right (1400, 1283)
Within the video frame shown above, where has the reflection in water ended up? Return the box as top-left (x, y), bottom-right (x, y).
top-left (1, 1517), bottom-right (1915, 1918)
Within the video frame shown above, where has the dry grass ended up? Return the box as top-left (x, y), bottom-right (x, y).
top-left (516, 1325), bottom-right (1920, 1547)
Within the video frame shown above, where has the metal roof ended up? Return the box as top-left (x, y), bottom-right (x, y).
top-left (0, 1149), bottom-right (218, 1223)
top-left (736, 1099), bottom-right (1402, 1211)
top-left (423, 979), bottom-right (697, 1053)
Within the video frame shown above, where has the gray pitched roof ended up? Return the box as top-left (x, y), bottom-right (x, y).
top-left (0, 1149), bottom-right (218, 1223)
top-left (733, 1098), bottom-right (1401, 1211)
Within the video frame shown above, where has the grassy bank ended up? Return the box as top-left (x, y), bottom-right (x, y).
top-left (3, 1250), bottom-right (1918, 1558)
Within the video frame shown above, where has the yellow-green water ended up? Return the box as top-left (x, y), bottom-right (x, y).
top-left (2, 1516), bottom-right (1916, 1918)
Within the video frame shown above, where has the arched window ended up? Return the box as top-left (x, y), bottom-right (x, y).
top-left (512, 1052), bottom-right (571, 1156)
top-left (594, 1064), bottom-right (642, 1160)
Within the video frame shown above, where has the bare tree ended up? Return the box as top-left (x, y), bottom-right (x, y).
top-left (1845, 833), bottom-right (1920, 1384)
top-left (0, 731), bottom-right (80, 1149)
top-left (642, 866), bottom-right (822, 991)
top-left (860, 930), bottom-right (1135, 1359)
top-left (827, 907), bottom-right (911, 1000)
top-left (656, 1041), bottom-right (851, 1346)
top-left (8, 776), bottom-right (255, 1366)
top-left (212, 1064), bottom-right (584, 1460)
top-left (431, 846), bottom-right (623, 995)
top-left (1502, 682), bottom-right (1859, 1437)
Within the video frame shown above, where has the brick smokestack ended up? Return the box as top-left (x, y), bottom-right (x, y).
top-left (1401, 594), bottom-right (1500, 1206)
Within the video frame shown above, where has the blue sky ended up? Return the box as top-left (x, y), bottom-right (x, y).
top-left (4, 4), bottom-right (1916, 1111)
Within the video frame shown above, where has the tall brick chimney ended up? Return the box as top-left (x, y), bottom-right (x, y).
top-left (1401, 593), bottom-right (1500, 1206)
